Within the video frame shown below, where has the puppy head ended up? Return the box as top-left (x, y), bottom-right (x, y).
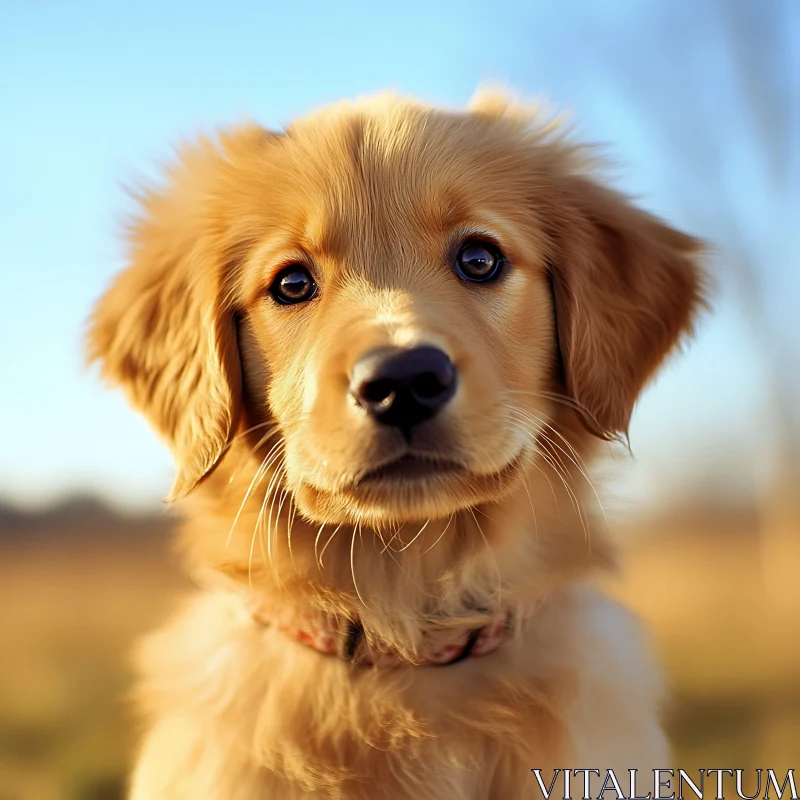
top-left (87, 92), bottom-right (705, 528)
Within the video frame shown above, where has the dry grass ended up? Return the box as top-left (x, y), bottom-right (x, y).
top-left (611, 507), bottom-right (800, 775)
top-left (0, 535), bottom-right (188, 800)
top-left (0, 505), bottom-right (797, 799)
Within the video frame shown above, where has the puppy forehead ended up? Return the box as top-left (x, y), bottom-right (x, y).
top-left (276, 105), bottom-right (532, 252)
top-left (284, 138), bottom-right (451, 244)
top-left (232, 100), bottom-right (556, 305)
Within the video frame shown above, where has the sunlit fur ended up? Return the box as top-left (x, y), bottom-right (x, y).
top-left (87, 89), bottom-right (706, 798)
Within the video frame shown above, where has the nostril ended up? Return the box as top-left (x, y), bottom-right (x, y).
top-left (360, 378), bottom-right (396, 406)
top-left (411, 371), bottom-right (449, 399)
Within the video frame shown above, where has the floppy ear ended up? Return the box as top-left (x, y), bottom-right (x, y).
top-left (86, 140), bottom-right (246, 500)
top-left (549, 176), bottom-right (707, 441)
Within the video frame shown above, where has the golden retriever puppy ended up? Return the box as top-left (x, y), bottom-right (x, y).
top-left (88, 89), bottom-right (705, 799)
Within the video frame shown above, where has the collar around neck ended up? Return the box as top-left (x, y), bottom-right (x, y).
top-left (249, 597), bottom-right (518, 667)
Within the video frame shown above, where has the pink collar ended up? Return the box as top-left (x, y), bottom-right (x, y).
top-left (250, 599), bottom-right (515, 667)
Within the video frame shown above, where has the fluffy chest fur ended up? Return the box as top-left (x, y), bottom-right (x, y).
top-left (131, 584), bottom-right (666, 799)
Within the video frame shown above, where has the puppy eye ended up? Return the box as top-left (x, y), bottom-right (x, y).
top-left (455, 240), bottom-right (504, 282)
top-left (269, 265), bottom-right (318, 305)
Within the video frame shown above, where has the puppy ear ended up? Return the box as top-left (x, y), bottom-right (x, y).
top-left (550, 177), bottom-right (707, 441)
top-left (86, 138), bottom-right (248, 500)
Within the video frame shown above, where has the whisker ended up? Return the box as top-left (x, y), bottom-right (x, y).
top-left (351, 521), bottom-right (369, 607)
top-left (504, 416), bottom-right (586, 534)
top-left (227, 437), bottom-right (283, 549)
top-left (250, 457), bottom-right (286, 586)
top-left (273, 487), bottom-right (289, 569)
top-left (533, 416), bottom-right (608, 528)
top-left (417, 513), bottom-right (454, 557)
top-left (512, 407), bottom-right (590, 478)
top-left (223, 423), bottom-right (283, 484)
top-left (507, 409), bottom-right (574, 491)
top-left (502, 419), bottom-right (559, 510)
top-left (225, 420), bottom-right (281, 453)
top-left (397, 518), bottom-right (431, 552)
top-left (509, 406), bottom-right (607, 531)
top-left (313, 522), bottom-right (327, 567)
top-left (318, 522), bottom-right (344, 567)
top-left (517, 423), bottom-right (577, 510)
top-left (518, 469), bottom-right (538, 543)
top-left (538, 443), bottom-right (580, 513)
top-left (540, 447), bottom-right (591, 546)
top-left (508, 415), bottom-right (580, 514)
top-left (380, 524), bottom-right (404, 554)
top-left (376, 525), bottom-right (392, 554)
top-left (507, 388), bottom-right (613, 440)
top-left (286, 497), bottom-right (299, 573)
top-left (263, 465), bottom-right (287, 579)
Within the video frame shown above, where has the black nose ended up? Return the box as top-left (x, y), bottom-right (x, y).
top-left (350, 346), bottom-right (457, 432)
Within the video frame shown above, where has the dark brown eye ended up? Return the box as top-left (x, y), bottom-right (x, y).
top-left (455, 240), bottom-right (504, 282)
top-left (269, 265), bottom-right (318, 305)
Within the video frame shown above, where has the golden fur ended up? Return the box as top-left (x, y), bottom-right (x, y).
top-left (87, 89), bottom-right (706, 798)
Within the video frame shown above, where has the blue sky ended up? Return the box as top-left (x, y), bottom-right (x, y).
top-left (1, 0), bottom-right (796, 514)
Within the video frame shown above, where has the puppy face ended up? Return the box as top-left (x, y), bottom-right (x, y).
top-left (235, 107), bottom-right (560, 526)
top-left (88, 92), bottom-right (704, 530)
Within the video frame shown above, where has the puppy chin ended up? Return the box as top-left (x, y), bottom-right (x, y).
top-left (289, 452), bottom-right (528, 527)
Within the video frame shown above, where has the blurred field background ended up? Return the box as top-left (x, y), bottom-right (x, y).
top-left (1, 0), bottom-right (797, 798)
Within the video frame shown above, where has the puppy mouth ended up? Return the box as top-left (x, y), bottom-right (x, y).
top-left (356, 454), bottom-right (464, 485)
top-left (295, 447), bottom-right (529, 524)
